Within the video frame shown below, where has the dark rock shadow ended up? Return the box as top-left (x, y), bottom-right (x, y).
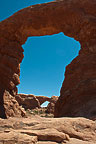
top-left (0, 87), bottom-right (7, 119)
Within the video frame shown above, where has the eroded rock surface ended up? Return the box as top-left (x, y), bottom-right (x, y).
top-left (55, 54), bottom-right (96, 119)
top-left (0, 88), bottom-right (26, 119)
top-left (0, 0), bottom-right (96, 118)
top-left (0, 116), bottom-right (96, 144)
top-left (4, 91), bottom-right (26, 118)
top-left (15, 94), bottom-right (40, 110)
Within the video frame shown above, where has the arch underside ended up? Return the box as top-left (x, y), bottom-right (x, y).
top-left (0, 0), bottom-right (96, 118)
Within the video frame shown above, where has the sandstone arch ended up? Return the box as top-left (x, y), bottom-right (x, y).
top-left (15, 94), bottom-right (58, 110)
top-left (0, 0), bottom-right (96, 118)
top-left (36, 96), bottom-right (52, 105)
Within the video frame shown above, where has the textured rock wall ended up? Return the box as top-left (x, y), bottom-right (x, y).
top-left (15, 94), bottom-right (41, 110)
top-left (55, 54), bottom-right (96, 119)
top-left (47, 96), bottom-right (58, 114)
top-left (0, 0), bottom-right (96, 118)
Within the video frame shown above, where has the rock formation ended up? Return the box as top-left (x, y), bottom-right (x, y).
top-left (47, 96), bottom-right (58, 114)
top-left (0, 88), bottom-right (26, 119)
top-left (15, 94), bottom-right (58, 112)
top-left (36, 95), bottom-right (58, 106)
top-left (0, 116), bottom-right (96, 144)
top-left (47, 102), bottom-right (55, 114)
top-left (54, 0), bottom-right (96, 119)
top-left (0, 0), bottom-right (96, 118)
top-left (4, 91), bottom-right (26, 118)
top-left (15, 94), bottom-right (40, 110)
top-left (35, 96), bottom-right (51, 105)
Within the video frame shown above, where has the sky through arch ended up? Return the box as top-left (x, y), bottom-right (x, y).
top-left (18, 33), bottom-right (80, 97)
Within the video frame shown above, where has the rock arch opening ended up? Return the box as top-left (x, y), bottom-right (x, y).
top-left (18, 32), bottom-right (80, 97)
top-left (41, 101), bottom-right (50, 107)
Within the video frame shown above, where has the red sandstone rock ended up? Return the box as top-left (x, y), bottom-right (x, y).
top-left (47, 96), bottom-right (58, 114)
top-left (36, 95), bottom-right (58, 105)
top-left (15, 94), bottom-right (40, 110)
top-left (15, 94), bottom-right (58, 112)
top-left (54, 54), bottom-right (96, 119)
top-left (47, 102), bottom-right (55, 114)
top-left (0, 116), bottom-right (95, 143)
top-left (0, 0), bottom-right (96, 118)
top-left (36, 96), bottom-right (51, 105)
top-left (50, 96), bottom-right (58, 103)
top-left (4, 90), bottom-right (26, 118)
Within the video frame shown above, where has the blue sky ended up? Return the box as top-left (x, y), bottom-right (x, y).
top-left (0, 0), bottom-right (80, 101)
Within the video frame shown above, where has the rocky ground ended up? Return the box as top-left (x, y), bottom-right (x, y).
top-left (26, 107), bottom-right (54, 118)
top-left (0, 116), bottom-right (96, 144)
top-left (0, 0), bottom-right (96, 119)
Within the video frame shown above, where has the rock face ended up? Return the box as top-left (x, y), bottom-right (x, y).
top-left (47, 96), bottom-right (58, 114)
top-left (0, 0), bottom-right (96, 118)
top-left (15, 94), bottom-right (40, 110)
top-left (0, 116), bottom-right (95, 144)
top-left (47, 102), bottom-right (55, 114)
top-left (54, 54), bottom-right (96, 119)
top-left (4, 91), bottom-right (26, 118)
top-left (0, 88), bottom-right (26, 119)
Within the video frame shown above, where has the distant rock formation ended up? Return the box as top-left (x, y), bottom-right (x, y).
top-left (0, 0), bottom-right (96, 118)
top-left (46, 96), bottom-right (59, 114)
top-left (15, 94), bottom-right (40, 110)
top-left (35, 96), bottom-right (51, 105)
top-left (15, 94), bottom-right (58, 112)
